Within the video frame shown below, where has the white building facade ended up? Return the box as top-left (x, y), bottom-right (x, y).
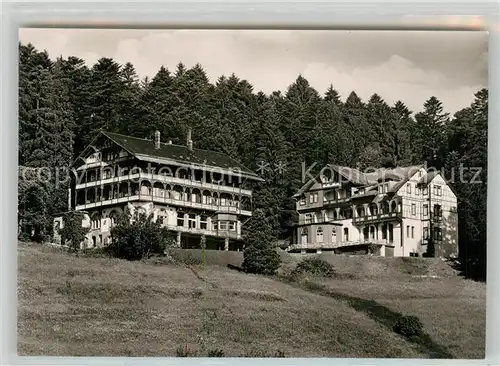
top-left (290, 165), bottom-right (458, 258)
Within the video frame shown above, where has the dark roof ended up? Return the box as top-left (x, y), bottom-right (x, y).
top-left (417, 171), bottom-right (440, 185)
top-left (293, 164), bottom-right (425, 199)
top-left (102, 132), bottom-right (262, 179)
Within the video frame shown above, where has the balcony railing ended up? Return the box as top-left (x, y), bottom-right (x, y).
top-left (164, 225), bottom-right (241, 239)
top-left (287, 239), bottom-right (390, 251)
top-left (75, 194), bottom-right (253, 216)
top-left (352, 211), bottom-right (402, 224)
top-left (75, 172), bottom-right (252, 196)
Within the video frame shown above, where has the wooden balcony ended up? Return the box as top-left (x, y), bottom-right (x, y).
top-left (352, 211), bottom-right (402, 225)
top-left (75, 194), bottom-right (252, 216)
top-left (163, 225), bottom-right (241, 239)
top-left (75, 172), bottom-right (253, 197)
top-left (287, 239), bottom-right (390, 252)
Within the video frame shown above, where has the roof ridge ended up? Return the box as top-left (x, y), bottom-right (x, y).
top-left (102, 131), bottom-right (259, 177)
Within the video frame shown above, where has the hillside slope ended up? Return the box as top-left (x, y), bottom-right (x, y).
top-left (17, 243), bottom-right (485, 358)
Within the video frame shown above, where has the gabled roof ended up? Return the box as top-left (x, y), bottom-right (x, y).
top-left (293, 164), bottom-right (424, 198)
top-left (328, 165), bottom-right (368, 185)
top-left (417, 171), bottom-right (440, 185)
top-left (76, 131), bottom-right (263, 180)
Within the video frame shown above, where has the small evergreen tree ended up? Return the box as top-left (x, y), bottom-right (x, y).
top-left (59, 211), bottom-right (90, 253)
top-left (242, 209), bottom-right (281, 275)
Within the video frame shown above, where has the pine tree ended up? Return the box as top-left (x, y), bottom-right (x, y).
top-left (343, 91), bottom-right (369, 166)
top-left (242, 209), bottom-right (281, 275)
top-left (414, 96), bottom-right (450, 169)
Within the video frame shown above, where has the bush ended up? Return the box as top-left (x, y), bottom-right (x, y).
top-left (176, 345), bottom-right (197, 357)
top-left (292, 257), bottom-right (336, 278)
top-left (367, 243), bottom-right (379, 255)
top-left (393, 315), bottom-right (423, 337)
top-left (207, 349), bottom-right (225, 357)
top-left (109, 211), bottom-right (175, 260)
top-left (242, 245), bottom-right (281, 275)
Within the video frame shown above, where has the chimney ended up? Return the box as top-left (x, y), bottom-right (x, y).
top-left (186, 128), bottom-right (193, 151)
top-left (154, 130), bottom-right (160, 149)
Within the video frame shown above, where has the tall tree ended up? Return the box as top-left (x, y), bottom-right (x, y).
top-left (414, 96), bottom-right (450, 169)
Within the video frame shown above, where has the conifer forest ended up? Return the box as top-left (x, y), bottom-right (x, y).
top-left (18, 42), bottom-right (488, 280)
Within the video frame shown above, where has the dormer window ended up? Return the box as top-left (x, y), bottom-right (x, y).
top-left (299, 197), bottom-right (306, 206)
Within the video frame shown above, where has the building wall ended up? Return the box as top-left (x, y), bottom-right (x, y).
top-left (401, 218), bottom-right (423, 256)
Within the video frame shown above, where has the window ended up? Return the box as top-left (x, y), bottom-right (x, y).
top-left (313, 193), bottom-right (319, 203)
top-left (344, 228), bottom-right (349, 241)
top-left (434, 204), bottom-right (442, 217)
top-left (407, 225), bottom-right (410, 238)
top-left (200, 215), bottom-right (208, 230)
top-left (188, 214), bottom-right (196, 229)
top-left (418, 170), bottom-right (423, 178)
top-left (434, 227), bottom-right (443, 241)
top-left (309, 194), bottom-right (314, 204)
top-left (301, 228), bottom-right (308, 244)
top-left (423, 204), bottom-right (429, 216)
top-left (316, 227), bottom-right (324, 243)
top-left (423, 186), bottom-right (428, 195)
top-left (423, 227), bottom-right (429, 240)
top-left (305, 213), bottom-right (312, 224)
top-left (177, 212), bottom-right (185, 227)
top-left (332, 228), bottom-right (337, 237)
top-left (411, 203), bottom-right (416, 215)
top-left (411, 226), bottom-right (414, 239)
top-left (383, 184), bottom-right (388, 193)
top-left (378, 185), bottom-right (383, 194)
top-left (299, 198), bottom-right (306, 206)
top-left (416, 186), bottom-right (420, 195)
top-left (229, 222), bottom-right (236, 231)
top-left (435, 185), bottom-right (442, 196)
top-left (219, 221), bottom-right (228, 230)
top-left (407, 183), bottom-right (412, 194)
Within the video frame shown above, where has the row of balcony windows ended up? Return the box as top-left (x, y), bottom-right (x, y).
top-left (78, 165), bottom-right (245, 189)
top-left (76, 187), bottom-right (250, 210)
top-left (300, 183), bottom-right (446, 206)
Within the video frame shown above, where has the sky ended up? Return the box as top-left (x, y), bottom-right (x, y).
top-left (19, 28), bottom-right (488, 115)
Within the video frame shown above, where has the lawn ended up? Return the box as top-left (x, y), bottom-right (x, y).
top-left (17, 242), bottom-right (485, 358)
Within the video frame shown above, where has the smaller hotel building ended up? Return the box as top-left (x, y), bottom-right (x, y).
top-left (290, 165), bottom-right (458, 258)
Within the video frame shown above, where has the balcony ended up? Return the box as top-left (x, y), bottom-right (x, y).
top-left (75, 194), bottom-right (252, 216)
top-left (352, 211), bottom-right (402, 224)
top-left (75, 172), bottom-right (252, 196)
top-left (287, 239), bottom-right (390, 251)
top-left (163, 225), bottom-right (241, 239)
top-left (296, 218), bottom-right (338, 226)
top-left (322, 197), bottom-right (352, 206)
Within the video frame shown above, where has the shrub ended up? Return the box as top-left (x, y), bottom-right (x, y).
top-left (292, 257), bottom-right (336, 278)
top-left (367, 243), bottom-right (379, 255)
top-left (176, 345), bottom-right (197, 357)
top-left (81, 247), bottom-right (109, 258)
top-left (393, 315), bottom-right (424, 337)
top-left (207, 349), bottom-right (225, 357)
top-left (109, 211), bottom-right (175, 260)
